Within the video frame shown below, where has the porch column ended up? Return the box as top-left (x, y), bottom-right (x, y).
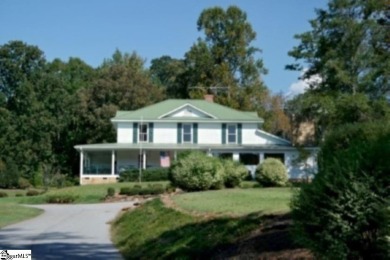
top-left (142, 150), bottom-right (146, 170)
top-left (259, 152), bottom-right (264, 164)
top-left (80, 149), bottom-right (84, 185)
top-left (111, 150), bottom-right (115, 175)
top-left (233, 152), bottom-right (239, 162)
top-left (174, 151), bottom-right (177, 161)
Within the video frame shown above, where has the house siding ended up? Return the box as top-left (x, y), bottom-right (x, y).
top-left (242, 123), bottom-right (288, 145)
top-left (153, 122), bottom-right (178, 144)
top-left (198, 123), bottom-right (221, 144)
top-left (117, 123), bottom-right (133, 143)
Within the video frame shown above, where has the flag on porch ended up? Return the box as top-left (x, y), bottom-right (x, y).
top-left (160, 151), bottom-right (170, 167)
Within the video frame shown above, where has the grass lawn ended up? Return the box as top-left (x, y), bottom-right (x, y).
top-left (172, 187), bottom-right (293, 216)
top-left (112, 187), bottom-right (294, 259)
top-left (112, 199), bottom-right (264, 259)
top-left (0, 203), bottom-right (43, 228)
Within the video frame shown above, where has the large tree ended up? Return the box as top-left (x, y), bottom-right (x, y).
top-left (76, 50), bottom-right (164, 145)
top-left (288, 0), bottom-right (390, 96)
top-left (184, 6), bottom-right (268, 111)
top-left (286, 0), bottom-right (390, 143)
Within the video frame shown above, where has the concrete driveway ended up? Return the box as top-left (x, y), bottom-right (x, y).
top-left (0, 202), bottom-right (135, 259)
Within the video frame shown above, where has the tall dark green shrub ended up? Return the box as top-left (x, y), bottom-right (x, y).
top-left (291, 121), bottom-right (390, 259)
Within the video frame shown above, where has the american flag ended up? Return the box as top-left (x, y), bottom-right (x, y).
top-left (160, 151), bottom-right (170, 167)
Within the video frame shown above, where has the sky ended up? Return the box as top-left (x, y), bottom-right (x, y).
top-left (0, 0), bottom-right (328, 95)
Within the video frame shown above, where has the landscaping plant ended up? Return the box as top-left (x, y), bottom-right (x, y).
top-left (255, 158), bottom-right (288, 187)
top-left (291, 121), bottom-right (390, 259)
top-left (170, 151), bottom-right (225, 191)
top-left (222, 159), bottom-right (248, 188)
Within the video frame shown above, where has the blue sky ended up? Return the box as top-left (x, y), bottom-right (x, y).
top-left (0, 0), bottom-right (327, 95)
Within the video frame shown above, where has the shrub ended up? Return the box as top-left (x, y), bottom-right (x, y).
top-left (222, 160), bottom-right (248, 188)
top-left (15, 193), bottom-right (24, 197)
top-left (119, 187), bottom-right (132, 195)
top-left (291, 121), bottom-right (390, 259)
top-left (255, 158), bottom-right (288, 187)
top-left (26, 190), bottom-right (41, 196)
top-left (0, 159), bottom-right (19, 188)
top-left (0, 191), bottom-right (8, 198)
top-left (107, 187), bottom-right (115, 197)
top-left (119, 168), bottom-right (169, 182)
top-left (170, 151), bottom-right (225, 191)
top-left (18, 177), bottom-right (31, 189)
top-left (46, 194), bottom-right (77, 203)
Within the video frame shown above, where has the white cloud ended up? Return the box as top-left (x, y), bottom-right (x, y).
top-left (285, 69), bottom-right (322, 99)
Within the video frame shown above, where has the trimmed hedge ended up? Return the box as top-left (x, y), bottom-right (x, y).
top-left (255, 158), bottom-right (288, 187)
top-left (46, 194), bottom-right (78, 204)
top-left (119, 184), bottom-right (166, 196)
top-left (119, 168), bottom-right (169, 182)
top-left (170, 151), bottom-right (225, 191)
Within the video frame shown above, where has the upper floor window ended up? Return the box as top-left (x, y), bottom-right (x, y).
top-left (139, 123), bottom-right (148, 142)
top-left (182, 123), bottom-right (192, 143)
top-left (227, 124), bottom-right (237, 144)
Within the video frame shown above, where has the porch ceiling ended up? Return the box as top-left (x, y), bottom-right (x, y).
top-left (74, 142), bottom-right (316, 152)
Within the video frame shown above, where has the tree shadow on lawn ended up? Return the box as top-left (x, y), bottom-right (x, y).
top-left (121, 213), bottom-right (310, 259)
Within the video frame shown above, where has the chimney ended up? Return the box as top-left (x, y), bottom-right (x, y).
top-left (204, 94), bottom-right (214, 103)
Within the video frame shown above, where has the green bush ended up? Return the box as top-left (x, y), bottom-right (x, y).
top-left (46, 194), bottom-right (77, 203)
top-left (170, 151), bottom-right (225, 191)
top-left (119, 187), bottom-right (132, 195)
top-left (119, 168), bottom-right (169, 182)
top-left (107, 187), bottom-right (115, 197)
top-left (291, 121), bottom-right (390, 259)
top-left (255, 158), bottom-right (288, 187)
top-left (18, 177), bottom-right (31, 189)
top-left (0, 159), bottom-right (20, 188)
top-left (15, 193), bottom-right (24, 197)
top-left (222, 160), bottom-right (248, 188)
top-left (26, 190), bottom-right (41, 196)
top-left (0, 191), bottom-right (8, 198)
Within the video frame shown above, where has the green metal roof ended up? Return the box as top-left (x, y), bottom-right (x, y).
top-left (111, 99), bottom-right (263, 123)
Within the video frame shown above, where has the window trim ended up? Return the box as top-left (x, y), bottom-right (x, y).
top-left (138, 123), bottom-right (148, 143)
top-left (182, 123), bottom-right (192, 143)
top-left (226, 124), bottom-right (237, 144)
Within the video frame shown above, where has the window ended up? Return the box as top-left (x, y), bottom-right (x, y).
top-left (182, 124), bottom-right (192, 143)
top-left (239, 153), bottom-right (259, 165)
top-left (227, 124), bottom-right (237, 143)
top-left (139, 124), bottom-right (148, 142)
top-left (264, 153), bottom-right (285, 164)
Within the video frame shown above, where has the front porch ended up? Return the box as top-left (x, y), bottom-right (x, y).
top-left (75, 143), bottom-right (318, 185)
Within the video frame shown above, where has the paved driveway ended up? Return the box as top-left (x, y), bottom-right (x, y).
top-left (0, 202), bottom-right (135, 259)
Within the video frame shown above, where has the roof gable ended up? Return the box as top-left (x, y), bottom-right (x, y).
top-left (159, 104), bottom-right (216, 119)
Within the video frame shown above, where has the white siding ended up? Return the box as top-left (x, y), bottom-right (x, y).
top-left (198, 123), bottom-right (221, 144)
top-left (117, 123), bottom-right (133, 143)
top-left (153, 122), bottom-right (177, 144)
top-left (242, 123), bottom-right (288, 145)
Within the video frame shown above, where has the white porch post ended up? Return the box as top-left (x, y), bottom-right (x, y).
top-left (233, 152), bottom-right (239, 162)
top-left (259, 152), bottom-right (264, 164)
top-left (174, 151), bottom-right (177, 161)
top-left (142, 150), bottom-right (146, 170)
top-left (80, 149), bottom-right (84, 185)
top-left (111, 150), bottom-right (115, 175)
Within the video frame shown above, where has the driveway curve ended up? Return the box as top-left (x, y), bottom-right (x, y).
top-left (0, 202), bottom-right (135, 259)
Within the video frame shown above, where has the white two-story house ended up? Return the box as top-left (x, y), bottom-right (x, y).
top-left (74, 98), bottom-right (317, 184)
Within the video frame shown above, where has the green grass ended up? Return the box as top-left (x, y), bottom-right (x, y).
top-left (0, 181), bottom-right (169, 204)
top-left (0, 203), bottom-right (43, 228)
top-left (173, 187), bottom-right (293, 216)
top-left (111, 199), bottom-right (264, 259)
